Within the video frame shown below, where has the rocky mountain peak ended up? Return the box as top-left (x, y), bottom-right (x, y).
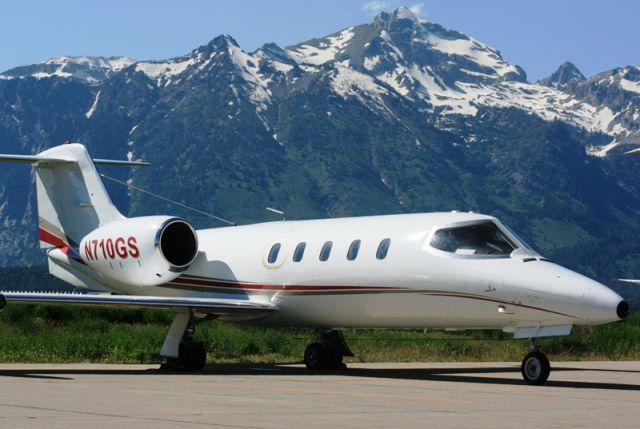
top-left (208, 34), bottom-right (240, 50)
top-left (392, 6), bottom-right (420, 21)
top-left (621, 65), bottom-right (640, 82)
top-left (373, 7), bottom-right (421, 28)
top-left (539, 61), bottom-right (585, 90)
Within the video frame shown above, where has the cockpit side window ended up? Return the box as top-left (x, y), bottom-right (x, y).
top-left (430, 222), bottom-right (516, 256)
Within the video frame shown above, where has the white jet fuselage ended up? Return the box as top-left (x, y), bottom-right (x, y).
top-left (100, 212), bottom-right (623, 332)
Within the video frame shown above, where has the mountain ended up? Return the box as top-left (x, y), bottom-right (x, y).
top-left (1, 6), bottom-right (640, 296)
top-left (539, 61), bottom-right (585, 90)
top-left (0, 56), bottom-right (135, 83)
top-left (0, 56), bottom-right (135, 84)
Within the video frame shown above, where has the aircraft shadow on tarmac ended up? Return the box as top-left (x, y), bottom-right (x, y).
top-left (0, 363), bottom-right (638, 390)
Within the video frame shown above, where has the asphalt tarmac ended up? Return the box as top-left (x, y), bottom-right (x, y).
top-left (0, 361), bottom-right (638, 428)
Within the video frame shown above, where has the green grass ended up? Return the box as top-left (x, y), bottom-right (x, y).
top-left (0, 305), bottom-right (639, 364)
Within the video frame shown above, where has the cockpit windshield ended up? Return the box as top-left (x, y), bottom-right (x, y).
top-left (430, 221), bottom-right (517, 256)
top-left (499, 222), bottom-right (534, 251)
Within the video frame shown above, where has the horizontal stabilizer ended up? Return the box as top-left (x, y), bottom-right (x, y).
top-left (0, 154), bottom-right (76, 166)
top-left (93, 159), bottom-right (150, 167)
top-left (0, 154), bottom-right (149, 167)
top-left (0, 292), bottom-right (276, 316)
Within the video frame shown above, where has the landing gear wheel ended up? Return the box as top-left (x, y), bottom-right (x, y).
top-left (521, 351), bottom-right (550, 385)
top-left (304, 343), bottom-right (326, 370)
top-left (179, 342), bottom-right (207, 371)
top-left (304, 343), bottom-right (346, 370)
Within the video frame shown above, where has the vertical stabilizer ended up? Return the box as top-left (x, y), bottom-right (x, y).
top-left (32, 144), bottom-right (125, 248)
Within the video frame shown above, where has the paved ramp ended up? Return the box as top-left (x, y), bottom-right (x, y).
top-left (0, 361), bottom-right (638, 428)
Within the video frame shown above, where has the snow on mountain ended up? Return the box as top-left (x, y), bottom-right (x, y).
top-left (226, 38), bottom-right (272, 108)
top-left (0, 56), bottom-right (135, 83)
top-left (134, 35), bottom-right (272, 112)
top-left (1, 7), bottom-right (638, 156)
top-left (287, 27), bottom-right (356, 66)
top-left (570, 66), bottom-right (640, 155)
top-left (418, 32), bottom-right (521, 79)
top-left (612, 66), bottom-right (640, 94)
top-left (275, 9), bottom-right (638, 150)
top-left (135, 55), bottom-right (200, 87)
top-left (85, 90), bottom-right (101, 118)
top-left (331, 61), bottom-right (391, 112)
top-left (620, 76), bottom-right (640, 94)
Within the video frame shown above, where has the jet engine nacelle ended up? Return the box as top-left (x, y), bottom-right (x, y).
top-left (79, 216), bottom-right (198, 287)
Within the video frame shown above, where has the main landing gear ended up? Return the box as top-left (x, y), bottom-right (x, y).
top-left (520, 339), bottom-right (551, 385)
top-left (304, 330), bottom-right (353, 370)
top-left (160, 311), bottom-right (210, 371)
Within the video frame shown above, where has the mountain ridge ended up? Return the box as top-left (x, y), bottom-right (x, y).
top-left (1, 7), bottom-right (640, 296)
top-left (2, 7), bottom-right (638, 149)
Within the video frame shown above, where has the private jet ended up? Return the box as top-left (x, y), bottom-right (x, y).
top-left (0, 143), bottom-right (630, 385)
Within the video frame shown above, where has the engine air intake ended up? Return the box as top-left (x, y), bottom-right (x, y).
top-left (158, 219), bottom-right (198, 268)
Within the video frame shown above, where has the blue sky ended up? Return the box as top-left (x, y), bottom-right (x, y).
top-left (0, 0), bottom-right (637, 81)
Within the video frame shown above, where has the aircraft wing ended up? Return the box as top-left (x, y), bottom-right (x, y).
top-left (618, 278), bottom-right (640, 285)
top-left (0, 292), bottom-right (276, 316)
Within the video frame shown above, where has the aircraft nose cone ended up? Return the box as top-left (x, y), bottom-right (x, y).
top-left (582, 283), bottom-right (625, 324)
top-left (617, 300), bottom-right (630, 320)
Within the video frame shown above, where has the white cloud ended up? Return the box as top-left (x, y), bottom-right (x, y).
top-left (363, 1), bottom-right (396, 15)
top-left (409, 3), bottom-right (425, 16)
top-left (363, 2), bottom-right (425, 18)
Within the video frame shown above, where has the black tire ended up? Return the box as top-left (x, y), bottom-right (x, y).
top-left (304, 343), bottom-right (326, 370)
top-left (304, 343), bottom-right (347, 370)
top-left (521, 351), bottom-right (550, 385)
top-left (179, 342), bottom-right (207, 371)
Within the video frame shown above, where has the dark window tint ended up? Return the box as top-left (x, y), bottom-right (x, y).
top-left (268, 243), bottom-right (281, 264)
top-left (319, 241), bottom-right (333, 261)
top-left (376, 238), bottom-right (391, 260)
top-left (430, 222), bottom-right (515, 256)
top-left (293, 242), bottom-right (306, 262)
top-left (347, 239), bottom-right (361, 261)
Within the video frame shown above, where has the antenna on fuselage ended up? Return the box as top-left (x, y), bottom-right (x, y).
top-left (266, 207), bottom-right (285, 221)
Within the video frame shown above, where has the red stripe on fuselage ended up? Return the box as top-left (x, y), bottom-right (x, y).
top-left (172, 275), bottom-right (399, 291)
top-left (171, 275), bottom-right (580, 319)
top-left (38, 227), bottom-right (84, 264)
top-left (423, 292), bottom-right (579, 319)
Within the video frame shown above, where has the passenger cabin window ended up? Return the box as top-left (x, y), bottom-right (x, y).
top-left (268, 243), bottom-right (281, 264)
top-left (430, 222), bottom-right (516, 256)
top-left (376, 238), bottom-right (391, 260)
top-left (347, 239), bottom-right (361, 261)
top-left (293, 242), bottom-right (306, 262)
top-left (319, 241), bottom-right (333, 261)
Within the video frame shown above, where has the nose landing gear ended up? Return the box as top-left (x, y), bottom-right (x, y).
top-left (521, 339), bottom-right (550, 385)
top-left (304, 330), bottom-right (353, 370)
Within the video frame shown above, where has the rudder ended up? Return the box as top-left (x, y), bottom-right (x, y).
top-left (30, 144), bottom-right (124, 249)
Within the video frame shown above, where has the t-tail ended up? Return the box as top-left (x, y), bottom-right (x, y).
top-left (0, 143), bottom-right (199, 292)
top-left (0, 143), bottom-right (273, 363)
